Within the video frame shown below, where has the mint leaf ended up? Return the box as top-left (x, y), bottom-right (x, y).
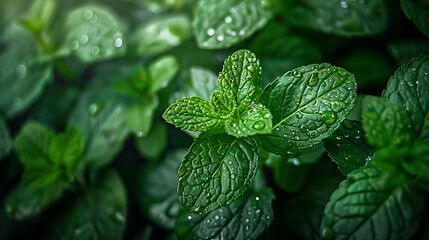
top-left (323, 120), bottom-right (375, 175)
top-left (178, 134), bottom-right (259, 213)
top-left (401, 0), bottom-right (429, 38)
top-left (382, 54), bottom-right (429, 143)
top-left (18, 0), bottom-right (56, 34)
top-left (135, 122), bottom-right (167, 161)
top-left (321, 167), bottom-right (423, 240)
top-left (131, 14), bottom-right (191, 57)
top-left (137, 149), bottom-right (186, 229)
top-left (218, 50), bottom-right (262, 113)
top-left (48, 126), bottom-right (84, 170)
top-left (402, 141), bottom-right (429, 191)
top-left (388, 39), bottom-right (429, 65)
top-left (225, 103), bottom-right (272, 137)
top-left (126, 96), bottom-right (159, 136)
top-left (148, 55), bottom-right (179, 95)
top-left (260, 63), bottom-right (357, 154)
top-left (0, 119), bottom-right (12, 160)
top-left (176, 188), bottom-right (274, 239)
top-left (171, 66), bottom-right (218, 102)
top-left (163, 97), bottom-right (226, 133)
top-left (362, 96), bottom-right (412, 148)
top-left (0, 23), bottom-right (53, 118)
top-left (60, 5), bottom-right (126, 63)
top-left (194, 0), bottom-right (272, 49)
top-left (46, 169), bottom-right (128, 240)
top-left (287, 0), bottom-right (387, 37)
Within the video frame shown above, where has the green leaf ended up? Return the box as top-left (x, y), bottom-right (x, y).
top-left (362, 96), bottom-right (412, 148)
top-left (48, 126), bottom-right (84, 170)
top-left (0, 23), bottom-right (53, 118)
top-left (401, 141), bottom-right (429, 191)
top-left (5, 180), bottom-right (70, 220)
top-left (178, 134), bottom-right (259, 213)
top-left (126, 96), bottom-right (159, 136)
top-left (176, 188), bottom-right (274, 240)
top-left (61, 5), bottom-right (126, 63)
top-left (194, 0), bottom-right (272, 49)
top-left (148, 55), bottom-right (179, 95)
top-left (225, 103), bottom-right (272, 137)
top-left (388, 39), bottom-right (429, 66)
top-left (163, 97), bottom-right (226, 133)
top-left (171, 66), bottom-right (218, 102)
top-left (68, 88), bottom-right (131, 170)
top-left (382, 54), bottom-right (429, 143)
top-left (323, 120), bottom-right (375, 175)
top-left (131, 14), bottom-right (191, 57)
top-left (320, 167), bottom-right (423, 240)
top-left (218, 50), bottom-right (262, 113)
top-left (260, 63), bottom-right (357, 154)
top-left (18, 0), bottom-right (56, 34)
top-left (0, 118), bottom-right (12, 160)
top-left (135, 122), bottom-right (168, 161)
top-left (137, 149), bottom-right (186, 229)
top-left (287, 0), bottom-right (387, 37)
top-left (401, 0), bottom-right (429, 38)
top-left (46, 169), bottom-right (128, 240)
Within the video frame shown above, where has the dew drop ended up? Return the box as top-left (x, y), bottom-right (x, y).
top-left (340, 0), bottom-right (348, 8)
top-left (293, 70), bottom-right (302, 77)
top-left (231, 173), bottom-right (236, 179)
top-left (136, 131), bottom-right (143, 137)
top-left (225, 16), bottom-right (232, 23)
top-left (71, 40), bottom-right (79, 50)
top-left (214, 215), bottom-right (219, 220)
top-left (88, 102), bottom-right (103, 117)
top-left (217, 35), bottom-right (224, 41)
top-left (115, 38), bottom-right (123, 48)
top-left (252, 120), bottom-right (265, 130)
top-left (308, 72), bottom-right (319, 87)
top-left (80, 34), bottom-right (89, 44)
top-left (202, 182), bottom-right (209, 188)
top-left (338, 69), bottom-right (348, 77)
top-left (15, 64), bottom-right (27, 78)
top-left (188, 216), bottom-right (192, 220)
top-left (92, 45), bottom-right (100, 55)
top-left (247, 65), bottom-right (255, 72)
top-left (322, 111), bottom-right (337, 124)
top-left (207, 28), bottom-right (215, 36)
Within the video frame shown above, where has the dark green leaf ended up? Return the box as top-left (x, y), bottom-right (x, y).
top-left (388, 39), bottom-right (429, 65)
top-left (218, 50), bottom-right (262, 113)
top-left (126, 96), bottom-right (159, 136)
top-left (176, 188), bottom-right (274, 240)
top-left (287, 0), bottom-right (387, 37)
top-left (321, 167), bottom-right (423, 240)
top-left (137, 149), bottom-right (186, 229)
top-left (362, 96), bottom-right (412, 148)
top-left (0, 23), bottom-right (53, 118)
top-left (194, 0), bottom-right (272, 49)
top-left (225, 103), bottom-right (272, 137)
top-left (135, 122), bottom-right (168, 161)
top-left (0, 118), bottom-right (12, 160)
top-left (46, 169), bottom-right (128, 240)
top-left (323, 120), bottom-right (375, 175)
top-left (402, 141), bottom-right (429, 191)
top-left (131, 14), bottom-right (191, 57)
top-left (265, 154), bottom-right (306, 193)
top-left (382, 54), bottom-right (429, 143)
top-left (61, 5), bottom-right (126, 63)
top-left (260, 63), bottom-right (357, 154)
top-left (48, 126), bottom-right (84, 170)
top-left (163, 97), bottom-right (226, 133)
top-left (401, 0), bottom-right (429, 38)
top-left (178, 134), bottom-right (259, 213)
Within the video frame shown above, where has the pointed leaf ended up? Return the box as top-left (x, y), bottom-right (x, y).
top-left (323, 120), bottom-right (375, 175)
top-left (382, 54), bottom-right (429, 143)
top-left (176, 189), bottom-right (274, 240)
top-left (194, 0), bottom-right (272, 49)
top-left (362, 96), bottom-right (412, 148)
top-left (225, 103), bottom-right (272, 137)
top-left (48, 126), bottom-right (84, 170)
top-left (321, 167), bottom-right (423, 240)
top-left (126, 96), bottom-right (159, 136)
top-left (178, 134), bottom-right (259, 213)
top-left (260, 63), bottom-right (357, 154)
top-left (218, 50), bottom-right (262, 113)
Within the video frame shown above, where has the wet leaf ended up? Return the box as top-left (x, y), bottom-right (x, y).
top-left (135, 122), bottom-right (168, 161)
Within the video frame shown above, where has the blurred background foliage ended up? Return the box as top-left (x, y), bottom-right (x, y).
top-left (0, 0), bottom-right (429, 239)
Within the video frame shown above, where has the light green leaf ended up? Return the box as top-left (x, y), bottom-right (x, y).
top-left (18, 0), bottom-right (56, 34)
top-left (260, 63), bottom-right (357, 155)
top-left (46, 169), bottom-right (128, 240)
top-left (323, 120), bottom-right (375, 175)
top-left (5, 179), bottom-right (70, 220)
top-left (225, 103), bottom-right (272, 137)
top-left (382, 54), bottom-right (429, 143)
top-left (287, 0), bottom-right (387, 37)
top-left (362, 96), bottom-right (412, 148)
top-left (218, 49), bottom-right (262, 113)
top-left (0, 23), bottom-right (53, 119)
top-left (0, 119), bottom-right (12, 160)
top-left (176, 188), bottom-right (274, 240)
top-left (137, 149), bottom-right (186, 229)
top-left (126, 96), bottom-right (159, 136)
top-left (131, 14), bottom-right (191, 57)
top-left (194, 0), bottom-right (272, 49)
top-left (401, 0), bottom-right (429, 38)
top-left (135, 122), bottom-right (168, 161)
top-left (171, 66), bottom-right (218, 102)
top-left (321, 167), bottom-right (423, 240)
top-left (178, 134), bottom-right (259, 213)
top-left (163, 97), bottom-right (226, 133)
top-left (62, 5), bottom-right (126, 63)
top-left (68, 88), bottom-right (131, 170)
top-left (148, 55), bottom-right (180, 94)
